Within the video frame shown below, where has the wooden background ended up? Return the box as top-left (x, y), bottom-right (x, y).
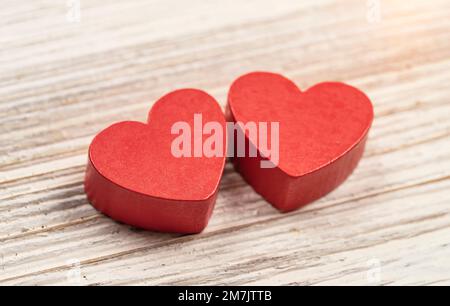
top-left (1, 0), bottom-right (449, 285)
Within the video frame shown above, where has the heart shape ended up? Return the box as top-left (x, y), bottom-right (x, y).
top-left (227, 72), bottom-right (374, 212)
top-left (85, 89), bottom-right (226, 233)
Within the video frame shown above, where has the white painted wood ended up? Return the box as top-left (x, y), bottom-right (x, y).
top-left (0, 0), bottom-right (449, 285)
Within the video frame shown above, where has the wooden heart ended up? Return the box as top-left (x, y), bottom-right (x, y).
top-left (227, 72), bottom-right (374, 212)
top-left (85, 89), bottom-right (226, 233)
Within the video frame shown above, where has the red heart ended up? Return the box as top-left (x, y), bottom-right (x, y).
top-left (85, 89), bottom-right (226, 233)
top-left (227, 72), bottom-right (374, 212)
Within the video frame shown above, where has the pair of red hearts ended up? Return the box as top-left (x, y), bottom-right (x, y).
top-left (85, 72), bottom-right (374, 234)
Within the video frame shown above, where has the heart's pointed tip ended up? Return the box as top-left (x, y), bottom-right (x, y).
top-left (85, 158), bottom-right (219, 234)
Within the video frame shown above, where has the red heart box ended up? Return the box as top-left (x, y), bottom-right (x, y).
top-left (85, 89), bottom-right (226, 233)
top-left (226, 72), bottom-right (374, 212)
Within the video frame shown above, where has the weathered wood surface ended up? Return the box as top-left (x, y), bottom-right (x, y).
top-left (0, 0), bottom-right (449, 285)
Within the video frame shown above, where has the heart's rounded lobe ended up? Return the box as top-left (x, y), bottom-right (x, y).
top-left (85, 89), bottom-right (226, 233)
top-left (227, 72), bottom-right (374, 212)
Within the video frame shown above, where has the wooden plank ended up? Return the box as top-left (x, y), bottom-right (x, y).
top-left (3, 177), bottom-right (450, 285)
top-left (0, 0), bottom-right (449, 285)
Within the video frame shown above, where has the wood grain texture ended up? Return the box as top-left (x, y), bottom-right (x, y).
top-left (1, 0), bottom-right (450, 285)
